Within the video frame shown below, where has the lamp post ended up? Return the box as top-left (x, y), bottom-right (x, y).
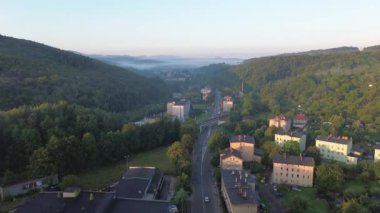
top-left (125, 155), bottom-right (130, 171)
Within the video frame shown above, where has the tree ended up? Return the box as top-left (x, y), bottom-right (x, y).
top-left (174, 188), bottom-right (189, 213)
top-left (262, 141), bottom-right (280, 165)
top-left (28, 147), bottom-right (57, 178)
top-left (316, 163), bottom-right (343, 192)
top-left (282, 140), bottom-right (300, 155)
top-left (305, 146), bottom-right (321, 165)
top-left (181, 134), bottom-right (194, 153)
top-left (288, 195), bottom-right (309, 212)
top-left (60, 174), bottom-right (80, 190)
top-left (208, 132), bottom-right (228, 154)
top-left (374, 161), bottom-right (380, 180)
top-left (167, 142), bottom-right (188, 174)
top-left (241, 95), bottom-right (253, 116)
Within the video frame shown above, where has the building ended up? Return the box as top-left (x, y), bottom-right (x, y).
top-left (201, 87), bottom-right (212, 101)
top-left (374, 144), bottom-right (380, 162)
top-left (274, 129), bottom-right (307, 152)
top-left (15, 167), bottom-right (170, 213)
top-left (293, 113), bottom-right (308, 129)
top-left (0, 175), bottom-right (58, 201)
top-left (220, 148), bottom-right (244, 171)
top-left (229, 135), bottom-right (255, 162)
top-left (166, 99), bottom-right (191, 122)
top-left (221, 169), bottom-right (259, 213)
top-left (272, 154), bottom-right (314, 187)
top-left (222, 96), bottom-right (234, 112)
top-left (316, 136), bottom-right (358, 165)
top-left (269, 115), bottom-right (291, 132)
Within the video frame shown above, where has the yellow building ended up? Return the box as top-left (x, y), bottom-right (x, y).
top-left (375, 144), bottom-right (380, 162)
top-left (272, 154), bottom-right (314, 187)
top-left (274, 130), bottom-right (306, 152)
top-left (269, 115), bottom-right (291, 132)
top-left (221, 169), bottom-right (259, 213)
top-left (222, 96), bottom-right (234, 112)
top-left (220, 148), bottom-right (244, 171)
top-left (229, 135), bottom-right (255, 162)
top-left (315, 136), bottom-right (358, 165)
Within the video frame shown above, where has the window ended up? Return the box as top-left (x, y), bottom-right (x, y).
top-left (297, 174), bottom-right (299, 178)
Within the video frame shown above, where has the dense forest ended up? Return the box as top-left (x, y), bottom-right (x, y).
top-left (234, 47), bottom-right (380, 142)
top-left (0, 102), bottom-right (181, 185)
top-left (0, 35), bottom-right (171, 112)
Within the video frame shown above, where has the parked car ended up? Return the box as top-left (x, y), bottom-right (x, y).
top-left (169, 205), bottom-right (178, 213)
top-left (204, 196), bottom-right (210, 203)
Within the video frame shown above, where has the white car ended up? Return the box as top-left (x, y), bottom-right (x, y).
top-left (204, 196), bottom-right (210, 203)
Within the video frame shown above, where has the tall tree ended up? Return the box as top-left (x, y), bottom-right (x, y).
top-left (316, 163), bottom-right (344, 192)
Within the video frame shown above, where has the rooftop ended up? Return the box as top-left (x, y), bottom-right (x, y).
top-left (273, 154), bottom-right (315, 167)
top-left (275, 129), bottom-right (304, 138)
top-left (316, 135), bottom-right (352, 145)
top-left (124, 167), bottom-right (156, 179)
top-left (221, 169), bottom-right (259, 205)
top-left (15, 192), bottom-right (169, 213)
top-left (271, 114), bottom-right (288, 121)
top-left (229, 135), bottom-right (255, 144)
top-left (223, 96), bottom-right (233, 101)
top-left (220, 148), bottom-right (243, 160)
top-left (375, 143), bottom-right (380, 150)
top-left (294, 113), bottom-right (308, 121)
top-left (171, 99), bottom-right (190, 106)
top-left (115, 179), bottom-right (150, 199)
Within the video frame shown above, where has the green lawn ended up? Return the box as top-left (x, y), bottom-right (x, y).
top-left (282, 188), bottom-right (329, 213)
top-left (77, 146), bottom-right (175, 190)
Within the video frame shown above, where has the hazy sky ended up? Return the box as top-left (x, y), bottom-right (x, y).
top-left (1, 0), bottom-right (380, 58)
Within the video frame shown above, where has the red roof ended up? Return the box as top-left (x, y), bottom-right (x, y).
top-left (273, 114), bottom-right (287, 121)
top-left (294, 113), bottom-right (307, 121)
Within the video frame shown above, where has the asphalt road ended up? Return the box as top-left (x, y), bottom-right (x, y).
top-left (191, 91), bottom-right (222, 213)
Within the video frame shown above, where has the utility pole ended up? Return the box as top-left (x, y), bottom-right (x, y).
top-left (125, 155), bottom-right (130, 171)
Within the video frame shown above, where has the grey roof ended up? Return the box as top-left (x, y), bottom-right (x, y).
top-left (115, 179), bottom-right (150, 199)
top-left (229, 135), bottom-right (255, 144)
top-left (220, 148), bottom-right (243, 160)
top-left (108, 198), bottom-right (169, 213)
top-left (273, 154), bottom-right (315, 167)
top-left (316, 135), bottom-right (352, 145)
top-left (125, 167), bottom-right (156, 179)
top-left (221, 169), bottom-right (259, 206)
top-left (173, 99), bottom-right (190, 106)
top-left (16, 192), bottom-right (169, 213)
top-left (375, 144), bottom-right (380, 150)
top-left (275, 129), bottom-right (304, 138)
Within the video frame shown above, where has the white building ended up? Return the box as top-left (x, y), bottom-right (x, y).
top-left (375, 144), bottom-right (380, 162)
top-left (201, 87), bottom-right (212, 101)
top-left (166, 99), bottom-right (191, 122)
top-left (316, 135), bottom-right (358, 165)
top-left (269, 115), bottom-right (291, 132)
top-left (274, 130), bottom-right (306, 152)
top-left (222, 96), bottom-right (234, 112)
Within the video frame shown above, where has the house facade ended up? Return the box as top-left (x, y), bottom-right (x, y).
top-left (220, 148), bottom-right (244, 171)
top-left (272, 154), bottom-right (314, 187)
top-left (201, 87), bottom-right (212, 101)
top-left (316, 135), bottom-right (358, 165)
top-left (222, 96), bottom-right (234, 112)
top-left (374, 144), bottom-right (380, 162)
top-left (274, 130), bottom-right (306, 152)
top-left (293, 113), bottom-right (308, 129)
top-left (269, 115), bottom-right (291, 132)
top-left (229, 135), bottom-right (255, 162)
top-left (166, 99), bottom-right (191, 122)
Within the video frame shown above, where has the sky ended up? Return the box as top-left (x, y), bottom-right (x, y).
top-left (1, 0), bottom-right (380, 58)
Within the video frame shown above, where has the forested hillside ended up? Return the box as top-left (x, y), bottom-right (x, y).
top-left (191, 63), bottom-right (240, 90)
top-left (0, 35), bottom-right (170, 112)
top-left (234, 47), bottom-right (380, 141)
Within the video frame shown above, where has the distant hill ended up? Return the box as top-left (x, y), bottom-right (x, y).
top-left (281, 46), bottom-right (359, 56)
top-left (0, 35), bottom-right (170, 112)
top-left (233, 45), bottom-right (380, 128)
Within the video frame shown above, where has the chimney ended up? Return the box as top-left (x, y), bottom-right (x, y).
top-left (235, 177), bottom-right (237, 183)
top-left (245, 178), bottom-right (247, 183)
top-left (284, 152), bottom-right (287, 160)
top-left (300, 154), bottom-right (303, 161)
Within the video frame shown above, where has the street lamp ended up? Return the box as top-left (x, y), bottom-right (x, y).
top-left (125, 155), bottom-right (130, 171)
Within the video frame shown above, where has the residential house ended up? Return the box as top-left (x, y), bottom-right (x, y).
top-left (274, 129), bottom-right (307, 152)
top-left (229, 135), bottom-right (255, 162)
top-left (0, 175), bottom-right (58, 201)
top-left (272, 154), bottom-right (315, 187)
top-left (269, 115), bottom-right (291, 132)
top-left (166, 99), bottom-right (191, 122)
top-left (221, 169), bottom-right (259, 213)
top-left (222, 96), bottom-right (234, 112)
top-left (201, 87), bottom-right (212, 101)
top-left (220, 148), bottom-right (244, 171)
top-left (374, 144), bottom-right (380, 162)
top-left (293, 113), bottom-right (308, 129)
top-left (316, 136), bottom-right (358, 165)
top-left (15, 167), bottom-right (170, 213)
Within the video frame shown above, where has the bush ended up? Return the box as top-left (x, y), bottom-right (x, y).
top-left (60, 175), bottom-right (80, 190)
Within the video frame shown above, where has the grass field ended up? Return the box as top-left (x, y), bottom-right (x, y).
top-left (282, 187), bottom-right (329, 213)
top-left (77, 146), bottom-right (175, 190)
